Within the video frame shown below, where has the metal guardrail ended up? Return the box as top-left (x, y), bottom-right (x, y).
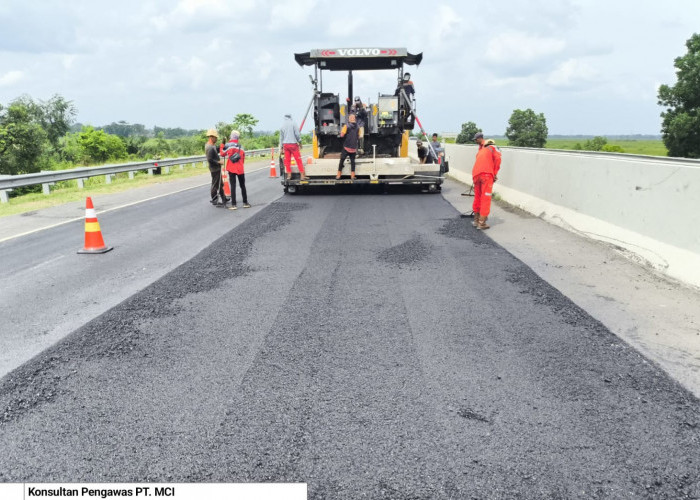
top-left (0, 147), bottom-right (279, 202)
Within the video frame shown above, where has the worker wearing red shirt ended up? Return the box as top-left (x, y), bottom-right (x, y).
top-left (471, 132), bottom-right (501, 229)
top-left (222, 130), bottom-right (250, 210)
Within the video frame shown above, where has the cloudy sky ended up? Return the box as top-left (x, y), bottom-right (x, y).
top-left (1, 0), bottom-right (697, 136)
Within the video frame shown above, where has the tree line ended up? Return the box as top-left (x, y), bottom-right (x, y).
top-left (455, 32), bottom-right (700, 158)
top-left (0, 98), bottom-right (283, 178)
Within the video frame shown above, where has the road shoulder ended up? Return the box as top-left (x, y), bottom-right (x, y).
top-left (441, 177), bottom-right (700, 400)
top-left (0, 174), bottom-right (211, 243)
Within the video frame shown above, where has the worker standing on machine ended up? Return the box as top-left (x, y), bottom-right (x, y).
top-left (350, 96), bottom-right (368, 154)
top-left (395, 72), bottom-right (415, 98)
top-left (337, 114), bottom-right (359, 180)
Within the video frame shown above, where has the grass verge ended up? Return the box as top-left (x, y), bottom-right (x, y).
top-left (0, 164), bottom-right (210, 218)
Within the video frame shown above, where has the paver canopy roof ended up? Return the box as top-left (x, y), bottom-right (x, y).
top-left (295, 48), bottom-right (422, 71)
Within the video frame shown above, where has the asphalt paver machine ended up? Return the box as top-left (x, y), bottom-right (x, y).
top-left (283, 47), bottom-right (446, 193)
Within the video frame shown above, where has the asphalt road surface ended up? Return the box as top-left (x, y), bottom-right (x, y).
top-left (1, 187), bottom-right (698, 498)
top-left (0, 165), bottom-right (281, 377)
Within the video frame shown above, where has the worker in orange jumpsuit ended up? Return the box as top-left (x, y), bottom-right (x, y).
top-left (470, 132), bottom-right (501, 230)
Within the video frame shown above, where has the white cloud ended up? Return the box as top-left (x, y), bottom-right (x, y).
top-left (150, 0), bottom-right (257, 33)
top-left (145, 56), bottom-right (209, 91)
top-left (325, 18), bottom-right (364, 37)
top-left (546, 58), bottom-right (600, 90)
top-left (270, 0), bottom-right (319, 28)
top-left (205, 37), bottom-right (235, 53)
top-left (255, 51), bottom-right (274, 81)
top-left (2, 0), bottom-right (698, 134)
top-left (427, 5), bottom-right (465, 47)
top-left (62, 55), bottom-right (77, 70)
top-left (483, 32), bottom-right (567, 76)
top-left (0, 70), bottom-right (24, 87)
top-left (174, 0), bottom-right (227, 15)
top-left (149, 16), bottom-right (169, 33)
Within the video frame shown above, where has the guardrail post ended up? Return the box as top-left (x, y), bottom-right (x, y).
top-left (40, 171), bottom-right (54, 195)
top-left (0, 176), bottom-right (11, 203)
top-left (128, 171), bottom-right (135, 180)
top-left (164, 166), bottom-right (171, 174)
top-left (105, 174), bottom-right (114, 184)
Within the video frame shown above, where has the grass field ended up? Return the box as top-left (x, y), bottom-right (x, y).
top-left (544, 138), bottom-right (668, 156)
top-left (443, 137), bottom-right (668, 156)
top-left (0, 164), bottom-right (211, 218)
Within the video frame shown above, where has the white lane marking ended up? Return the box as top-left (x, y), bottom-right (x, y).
top-left (0, 182), bottom-right (208, 243)
top-left (0, 162), bottom-right (278, 244)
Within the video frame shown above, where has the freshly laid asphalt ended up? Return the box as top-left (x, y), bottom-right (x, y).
top-left (0, 180), bottom-right (698, 498)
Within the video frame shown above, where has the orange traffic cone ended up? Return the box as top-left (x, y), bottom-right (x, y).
top-left (78, 197), bottom-right (112, 254)
top-left (269, 157), bottom-right (277, 178)
top-left (221, 168), bottom-right (231, 198)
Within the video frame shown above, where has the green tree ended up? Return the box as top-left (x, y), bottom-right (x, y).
top-left (171, 136), bottom-right (202, 156)
top-left (63, 126), bottom-right (127, 164)
top-left (215, 122), bottom-right (233, 144)
top-left (0, 97), bottom-right (51, 175)
top-left (232, 113), bottom-right (258, 137)
top-left (153, 126), bottom-right (200, 139)
top-left (121, 135), bottom-right (148, 156)
top-left (456, 121), bottom-right (481, 144)
top-left (505, 109), bottom-right (548, 147)
top-left (40, 94), bottom-right (77, 148)
top-left (138, 132), bottom-right (172, 159)
top-left (583, 136), bottom-right (608, 151)
top-left (601, 144), bottom-right (624, 153)
top-left (658, 33), bottom-right (700, 158)
top-left (103, 121), bottom-right (147, 138)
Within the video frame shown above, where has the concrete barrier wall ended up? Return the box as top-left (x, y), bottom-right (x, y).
top-left (445, 143), bottom-right (700, 288)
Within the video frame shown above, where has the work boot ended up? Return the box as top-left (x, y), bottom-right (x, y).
top-left (471, 212), bottom-right (480, 227)
top-left (476, 216), bottom-right (490, 230)
top-left (350, 172), bottom-right (356, 180)
top-left (286, 172), bottom-right (292, 180)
